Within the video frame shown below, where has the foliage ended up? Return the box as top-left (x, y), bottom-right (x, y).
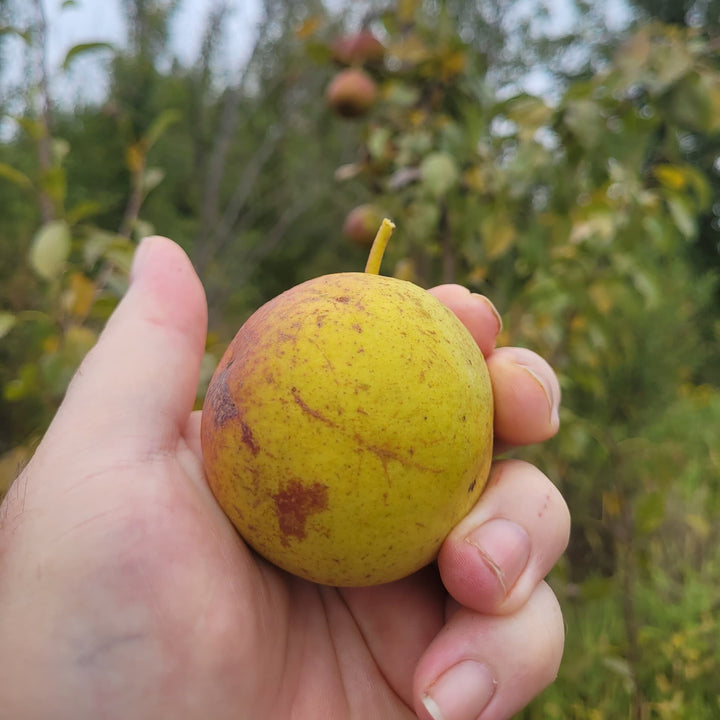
top-left (309, 6), bottom-right (720, 716)
top-left (0, 102), bottom-right (168, 466)
top-left (0, 1), bottom-right (719, 717)
top-left (629, 0), bottom-right (720, 35)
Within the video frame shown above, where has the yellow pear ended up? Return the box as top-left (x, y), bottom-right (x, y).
top-left (201, 220), bottom-right (494, 586)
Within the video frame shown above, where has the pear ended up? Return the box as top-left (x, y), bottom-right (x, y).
top-left (201, 220), bottom-right (494, 586)
top-left (326, 68), bottom-right (377, 118)
top-left (331, 30), bottom-right (385, 68)
top-left (342, 203), bottom-right (387, 246)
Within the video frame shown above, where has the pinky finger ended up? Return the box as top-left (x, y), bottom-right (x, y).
top-left (413, 582), bottom-right (564, 720)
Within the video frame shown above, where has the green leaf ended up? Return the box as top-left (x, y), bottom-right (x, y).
top-left (61, 42), bottom-right (114, 71)
top-left (0, 312), bottom-right (17, 340)
top-left (665, 72), bottom-right (713, 132)
top-left (29, 221), bottom-right (71, 280)
top-left (143, 109), bottom-right (182, 151)
top-left (83, 229), bottom-right (124, 266)
top-left (4, 364), bottom-right (38, 402)
top-left (141, 166), bottom-right (165, 195)
top-left (64, 325), bottom-right (97, 361)
top-left (104, 246), bottom-right (135, 275)
top-left (667, 194), bottom-right (696, 240)
top-left (632, 269), bottom-right (660, 309)
top-left (579, 575), bottom-right (614, 601)
top-left (367, 126), bottom-right (392, 161)
top-left (405, 201), bottom-right (440, 242)
top-left (420, 152), bottom-right (459, 198)
top-left (39, 165), bottom-right (67, 207)
top-left (648, 34), bottom-right (694, 94)
top-left (12, 116), bottom-right (44, 140)
top-left (635, 491), bottom-right (665, 535)
top-left (0, 162), bottom-right (33, 190)
top-left (601, 655), bottom-right (635, 693)
top-left (132, 219), bottom-right (155, 243)
top-left (384, 80), bottom-right (421, 108)
top-left (304, 40), bottom-right (332, 65)
top-left (0, 25), bottom-right (32, 43)
top-left (66, 200), bottom-right (104, 225)
top-left (563, 99), bottom-right (603, 150)
top-left (52, 138), bottom-right (70, 164)
top-left (504, 94), bottom-right (553, 141)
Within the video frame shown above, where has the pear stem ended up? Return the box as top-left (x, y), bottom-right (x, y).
top-left (364, 218), bottom-right (395, 275)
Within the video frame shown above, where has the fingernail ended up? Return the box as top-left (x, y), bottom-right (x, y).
top-left (465, 519), bottom-right (530, 597)
top-left (471, 294), bottom-right (503, 335)
top-left (517, 362), bottom-right (560, 428)
top-left (422, 661), bottom-right (496, 720)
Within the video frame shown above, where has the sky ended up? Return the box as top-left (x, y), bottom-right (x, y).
top-left (37, 0), bottom-right (262, 103)
top-left (4, 0), bottom-right (633, 109)
top-left (42, 0), bottom-right (262, 67)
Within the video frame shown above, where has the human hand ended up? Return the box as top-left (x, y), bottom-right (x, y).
top-left (0, 237), bottom-right (569, 720)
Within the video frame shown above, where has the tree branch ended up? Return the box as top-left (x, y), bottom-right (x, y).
top-left (30, 0), bottom-right (55, 223)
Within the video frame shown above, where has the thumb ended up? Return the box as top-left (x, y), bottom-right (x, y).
top-left (46, 236), bottom-right (208, 456)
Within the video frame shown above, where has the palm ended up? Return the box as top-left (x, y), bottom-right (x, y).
top-left (167, 430), bottom-right (442, 718)
top-left (250, 572), bottom-right (440, 717)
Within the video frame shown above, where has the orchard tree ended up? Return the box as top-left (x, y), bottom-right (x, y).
top-left (315, 7), bottom-right (720, 717)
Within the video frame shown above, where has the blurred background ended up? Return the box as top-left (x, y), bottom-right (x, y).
top-left (1, 0), bottom-right (719, 716)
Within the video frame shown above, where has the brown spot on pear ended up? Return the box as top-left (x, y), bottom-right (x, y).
top-left (272, 480), bottom-right (329, 544)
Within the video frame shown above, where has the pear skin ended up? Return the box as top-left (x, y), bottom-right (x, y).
top-left (201, 269), bottom-right (494, 587)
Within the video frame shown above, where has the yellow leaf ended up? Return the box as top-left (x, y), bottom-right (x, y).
top-left (708, 82), bottom-right (720, 132)
top-left (569, 212), bottom-right (614, 244)
top-left (64, 325), bottom-right (97, 362)
top-left (390, 34), bottom-right (429, 65)
top-left (463, 165), bottom-right (487, 193)
top-left (468, 265), bottom-right (488, 284)
top-left (481, 213), bottom-right (516, 259)
top-left (397, 0), bottom-right (420, 23)
top-left (43, 335), bottom-right (60, 353)
top-left (602, 490), bottom-right (622, 519)
top-left (570, 314), bottom-right (587, 331)
top-left (589, 282), bottom-right (614, 315)
top-left (685, 513), bottom-right (710, 538)
top-left (496, 329), bottom-right (512, 347)
top-left (441, 49), bottom-right (466, 78)
top-left (125, 142), bottom-right (144, 174)
top-left (295, 15), bottom-right (322, 40)
top-left (69, 272), bottom-right (96, 318)
top-left (408, 108), bottom-right (427, 127)
top-left (654, 164), bottom-right (687, 191)
top-left (655, 673), bottom-right (671, 694)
